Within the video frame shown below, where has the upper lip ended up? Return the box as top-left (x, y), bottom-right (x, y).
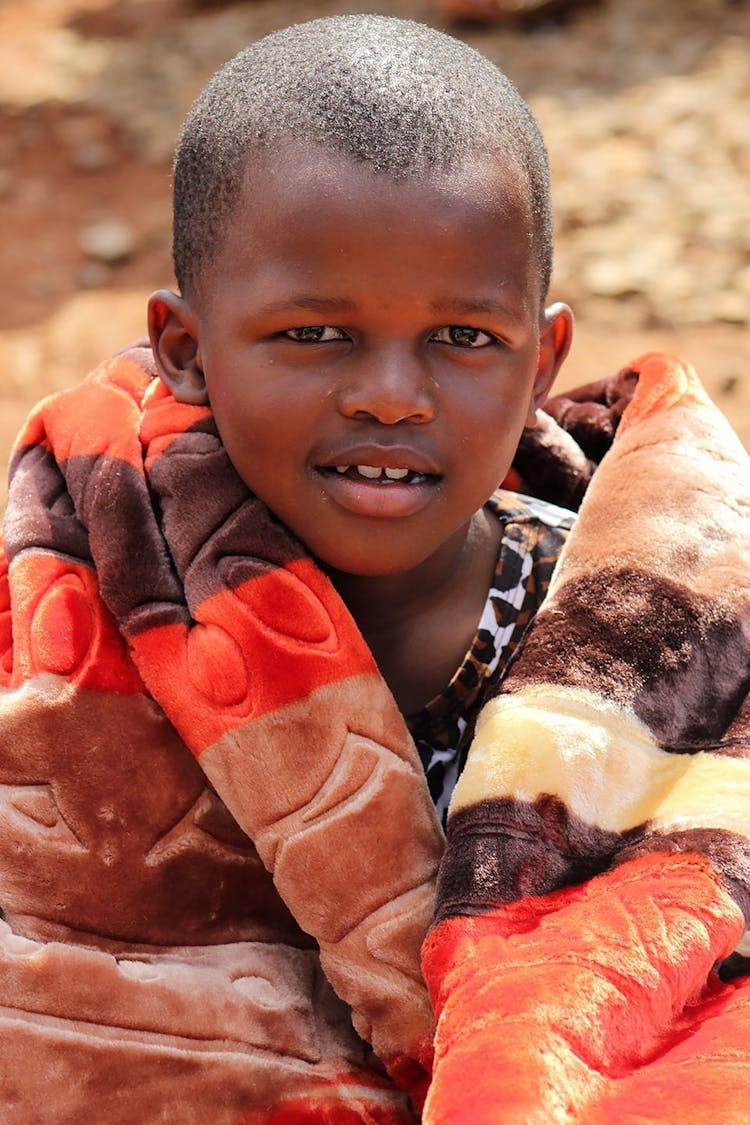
top-left (315, 444), bottom-right (442, 476)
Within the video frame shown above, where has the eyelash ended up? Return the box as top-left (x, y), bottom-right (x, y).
top-left (282, 325), bottom-right (498, 348)
top-left (430, 326), bottom-right (496, 349)
top-left (283, 326), bottom-right (347, 344)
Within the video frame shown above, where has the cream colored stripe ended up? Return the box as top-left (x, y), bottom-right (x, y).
top-left (450, 683), bottom-right (750, 839)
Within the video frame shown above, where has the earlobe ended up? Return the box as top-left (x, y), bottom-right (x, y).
top-left (527, 301), bottom-right (574, 425)
top-left (147, 289), bottom-right (208, 405)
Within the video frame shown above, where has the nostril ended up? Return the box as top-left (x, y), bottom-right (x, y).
top-left (345, 403), bottom-right (435, 425)
top-left (336, 366), bottom-right (437, 425)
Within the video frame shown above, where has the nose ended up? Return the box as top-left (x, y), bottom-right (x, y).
top-left (336, 346), bottom-right (436, 425)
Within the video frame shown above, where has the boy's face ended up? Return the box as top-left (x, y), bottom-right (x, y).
top-left (150, 143), bottom-right (571, 578)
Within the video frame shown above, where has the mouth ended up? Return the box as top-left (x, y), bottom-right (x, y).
top-left (318, 464), bottom-right (434, 486)
top-left (313, 457), bottom-right (442, 519)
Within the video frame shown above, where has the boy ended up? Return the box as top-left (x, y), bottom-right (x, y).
top-left (153, 12), bottom-right (576, 808)
top-left (2, 12), bottom-right (748, 1125)
top-left (0, 16), bottom-right (577, 1122)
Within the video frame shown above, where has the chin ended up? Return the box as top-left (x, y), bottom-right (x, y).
top-left (317, 549), bottom-right (429, 580)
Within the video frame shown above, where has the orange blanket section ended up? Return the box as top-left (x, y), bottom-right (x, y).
top-left (130, 556), bottom-right (378, 754)
top-left (616, 351), bottom-right (712, 437)
top-left (239, 1071), bottom-right (417, 1124)
top-left (0, 549), bottom-right (143, 694)
top-left (422, 851), bottom-right (750, 1124)
top-left (12, 351), bottom-right (153, 470)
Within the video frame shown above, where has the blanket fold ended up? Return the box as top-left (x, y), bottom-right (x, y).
top-left (3, 345), bottom-right (749, 1122)
top-left (1, 344), bottom-right (443, 1121)
top-left (423, 353), bottom-right (750, 1123)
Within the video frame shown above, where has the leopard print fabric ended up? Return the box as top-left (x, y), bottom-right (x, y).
top-left (406, 489), bottom-right (574, 821)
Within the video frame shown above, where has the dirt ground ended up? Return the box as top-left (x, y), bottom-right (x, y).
top-left (0, 0), bottom-right (748, 505)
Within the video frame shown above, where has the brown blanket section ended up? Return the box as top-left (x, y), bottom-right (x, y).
top-left (0, 345), bottom-right (445, 1122)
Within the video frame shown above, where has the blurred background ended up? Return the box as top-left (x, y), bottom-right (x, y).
top-left (0, 0), bottom-right (748, 501)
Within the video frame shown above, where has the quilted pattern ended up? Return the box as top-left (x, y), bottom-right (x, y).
top-left (0, 345), bottom-right (443, 1122)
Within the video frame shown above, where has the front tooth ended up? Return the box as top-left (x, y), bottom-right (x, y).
top-left (356, 465), bottom-right (383, 479)
top-left (384, 467), bottom-right (409, 480)
top-left (335, 465), bottom-right (349, 474)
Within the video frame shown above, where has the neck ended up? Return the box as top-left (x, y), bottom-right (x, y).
top-left (322, 508), bottom-right (502, 715)
top-left (326, 518), bottom-right (477, 634)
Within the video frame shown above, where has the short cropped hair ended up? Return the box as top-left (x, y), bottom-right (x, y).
top-left (173, 14), bottom-right (553, 300)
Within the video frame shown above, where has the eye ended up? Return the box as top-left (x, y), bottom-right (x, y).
top-left (283, 326), bottom-right (347, 343)
top-left (431, 326), bottom-right (496, 349)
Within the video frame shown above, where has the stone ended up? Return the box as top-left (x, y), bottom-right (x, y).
top-left (71, 141), bottom-right (116, 173)
top-left (76, 261), bottom-right (112, 289)
top-left (711, 292), bottom-right (748, 326)
top-left (79, 219), bottom-right (136, 264)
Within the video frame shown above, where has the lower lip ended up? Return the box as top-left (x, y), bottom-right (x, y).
top-left (315, 470), bottom-right (440, 519)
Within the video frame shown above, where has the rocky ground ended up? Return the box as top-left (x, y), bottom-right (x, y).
top-left (0, 0), bottom-right (748, 504)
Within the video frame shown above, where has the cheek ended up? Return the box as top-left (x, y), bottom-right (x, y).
top-left (208, 398), bottom-right (274, 490)
top-left (454, 378), bottom-right (531, 451)
top-left (209, 371), bottom-right (289, 442)
top-left (458, 395), bottom-right (532, 498)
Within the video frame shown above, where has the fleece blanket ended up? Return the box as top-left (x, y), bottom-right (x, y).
top-left (423, 353), bottom-right (750, 1123)
top-left (1, 345), bottom-right (748, 1122)
top-left (0, 343), bottom-right (443, 1123)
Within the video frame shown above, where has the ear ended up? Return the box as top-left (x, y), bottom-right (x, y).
top-left (527, 301), bottom-right (574, 425)
top-left (147, 289), bottom-right (208, 405)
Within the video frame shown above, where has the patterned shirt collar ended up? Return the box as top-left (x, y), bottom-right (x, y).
top-left (405, 490), bottom-right (575, 820)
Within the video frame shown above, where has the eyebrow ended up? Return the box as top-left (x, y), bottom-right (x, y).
top-left (258, 295), bottom-right (357, 314)
top-left (256, 294), bottom-right (520, 318)
top-left (428, 297), bottom-right (519, 317)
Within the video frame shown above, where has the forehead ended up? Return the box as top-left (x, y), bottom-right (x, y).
top-left (242, 141), bottom-right (532, 235)
top-left (205, 142), bottom-right (540, 308)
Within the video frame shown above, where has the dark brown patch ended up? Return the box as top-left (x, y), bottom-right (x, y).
top-left (717, 952), bottom-right (750, 982)
top-left (434, 794), bottom-right (639, 924)
top-left (147, 423), bottom-right (309, 610)
top-left (512, 413), bottom-right (593, 511)
top-left (5, 443), bottom-right (91, 565)
top-left (63, 453), bottom-right (185, 627)
top-left (544, 365), bottom-right (638, 462)
top-left (503, 567), bottom-right (750, 753)
top-left (6, 447), bottom-right (185, 629)
top-left (436, 797), bottom-right (750, 930)
top-left (6, 422), bottom-right (311, 638)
